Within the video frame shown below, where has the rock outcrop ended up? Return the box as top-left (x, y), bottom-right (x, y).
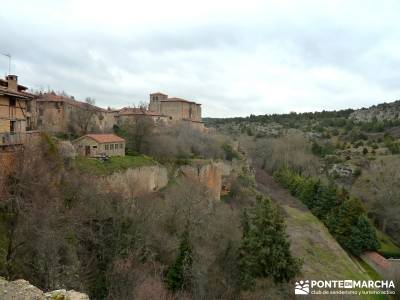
top-left (106, 165), bottom-right (168, 199)
top-left (104, 159), bottom-right (244, 201)
top-left (350, 100), bottom-right (400, 122)
top-left (179, 161), bottom-right (223, 200)
top-left (0, 277), bottom-right (89, 300)
top-left (328, 163), bottom-right (358, 178)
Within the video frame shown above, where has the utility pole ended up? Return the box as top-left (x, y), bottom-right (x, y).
top-left (1, 53), bottom-right (11, 74)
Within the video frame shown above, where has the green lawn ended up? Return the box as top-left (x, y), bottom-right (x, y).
top-left (74, 155), bottom-right (158, 176)
top-left (376, 230), bottom-right (400, 258)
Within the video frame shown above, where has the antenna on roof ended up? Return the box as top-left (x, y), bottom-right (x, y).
top-left (1, 53), bottom-right (11, 75)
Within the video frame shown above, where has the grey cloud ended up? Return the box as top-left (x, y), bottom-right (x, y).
top-left (1, 1), bottom-right (400, 117)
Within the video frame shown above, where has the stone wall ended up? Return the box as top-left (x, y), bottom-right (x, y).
top-left (36, 100), bottom-right (115, 134)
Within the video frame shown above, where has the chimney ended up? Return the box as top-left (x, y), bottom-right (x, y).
top-left (6, 75), bottom-right (18, 91)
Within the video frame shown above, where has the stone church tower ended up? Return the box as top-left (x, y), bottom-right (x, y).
top-left (149, 92), bottom-right (168, 114)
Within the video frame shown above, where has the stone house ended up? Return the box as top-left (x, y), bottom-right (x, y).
top-left (115, 107), bottom-right (169, 126)
top-left (149, 92), bottom-right (204, 130)
top-left (0, 75), bottom-right (35, 150)
top-left (73, 133), bottom-right (125, 157)
top-left (35, 92), bottom-right (116, 134)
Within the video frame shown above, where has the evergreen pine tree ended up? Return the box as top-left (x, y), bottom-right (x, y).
top-left (165, 231), bottom-right (193, 292)
top-left (344, 216), bottom-right (380, 255)
top-left (239, 196), bottom-right (301, 290)
top-left (299, 178), bottom-right (318, 208)
top-left (312, 182), bottom-right (338, 220)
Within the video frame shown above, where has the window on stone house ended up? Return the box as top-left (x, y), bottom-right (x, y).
top-left (120, 143), bottom-right (123, 149)
top-left (110, 144), bottom-right (114, 150)
top-left (10, 121), bottom-right (16, 133)
top-left (105, 144), bottom-right (109, 150)
top-left (115, 144), bottom-right (118, 149)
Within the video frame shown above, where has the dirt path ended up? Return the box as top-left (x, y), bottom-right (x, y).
top-left (254, 167), bottom-right (308, 211)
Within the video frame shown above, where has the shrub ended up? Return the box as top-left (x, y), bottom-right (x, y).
top-left (222, 143), bottom-right (240, 161)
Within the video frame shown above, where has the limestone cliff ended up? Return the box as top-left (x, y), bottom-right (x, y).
top-left (350, 100), bottom-right (400, 122)
top-left (104, 159), bottom-right (245, 201)
top-left (179, 161), bottom-right (223, 200)
top-left (0, 277), bottom-right (89, 300)
top-left (106, 165), bottom-right (168, 199)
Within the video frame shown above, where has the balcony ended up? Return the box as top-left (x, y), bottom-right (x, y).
top-left (0, 132), bottom-right (23, 146)
top-left (0, 131), bottom-right (40, 147)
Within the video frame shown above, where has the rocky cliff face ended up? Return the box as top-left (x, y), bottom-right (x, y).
top-left (0, 277), bottom-right (89, 300)
top-left (106, 165), bottom-right (168, 199)
top-left (178, 158), bottom-right (250, 200)
top-left (104, 159), bottom-right (244, 201)
top-left (350, 100), bottom-right (400, 122)
top-left (179, 161), bottom-right (223, 200)
top-left (0, 152), bottom-right (16, 197)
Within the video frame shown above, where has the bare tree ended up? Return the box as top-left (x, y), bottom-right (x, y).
top-left (353, 159), bottom-right (400, 241)
top-left (69, 97), bottom-right (99, 135)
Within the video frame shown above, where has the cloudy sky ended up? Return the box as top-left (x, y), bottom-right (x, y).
top-left (1, 0), bottom-right (400, 117)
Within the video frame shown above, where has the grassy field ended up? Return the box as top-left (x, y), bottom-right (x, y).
top-left (74, 155), bottom-right (158, 175)
top-left (376, 230), bottom-right (400, 258)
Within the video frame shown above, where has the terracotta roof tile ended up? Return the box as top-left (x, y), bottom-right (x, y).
top-left (0, 86), bottom-right (34, 99)
top-left (161, 97), bottom-right (200, 105)
top-left (37, 93), bottom-right (107, 112)
top-left (79, 134), bottom-right (125, 143)
top-left (363, 251), bottom-right (390, 270)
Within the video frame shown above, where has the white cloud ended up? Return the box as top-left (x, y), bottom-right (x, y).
top-left (1, 0), bottom-right (400, 117)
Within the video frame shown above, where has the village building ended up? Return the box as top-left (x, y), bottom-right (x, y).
top-left (35, 92), bottom-right (116, 134)
top-left (115, 107), bottom-right (169, 126)
top-left (73, 133), bottom-right (125, 157)
top-left (0, 75), bottom-right (36, 150)
top-left (149, 92), bottom-right (204, 130)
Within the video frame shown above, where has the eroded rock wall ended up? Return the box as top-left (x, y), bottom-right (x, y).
top-left (0, 277), bottom-right (89, 300)
top-left (106, 165), bottom-right (168, 199)
top-left (179, 161), bottom-right (223, 200)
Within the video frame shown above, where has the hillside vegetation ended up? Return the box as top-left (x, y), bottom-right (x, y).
top-left (206, 101), bottom-right (400, 254)
top-left (0, 124), bottom-right (302, 300)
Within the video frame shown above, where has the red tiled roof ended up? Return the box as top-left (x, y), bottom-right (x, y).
top-left (363, 251), bottom-right (390, 270)
top-left (161, 97), bottom-right (200, 105)
top-left (0, 86), bottom-right (34, 99)
top-left (37, 93), bottom-right (107, 112)
top-left (78, 134), bottom-right (125, 144)
top-left (150, 92), bottom-right (168, 96)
